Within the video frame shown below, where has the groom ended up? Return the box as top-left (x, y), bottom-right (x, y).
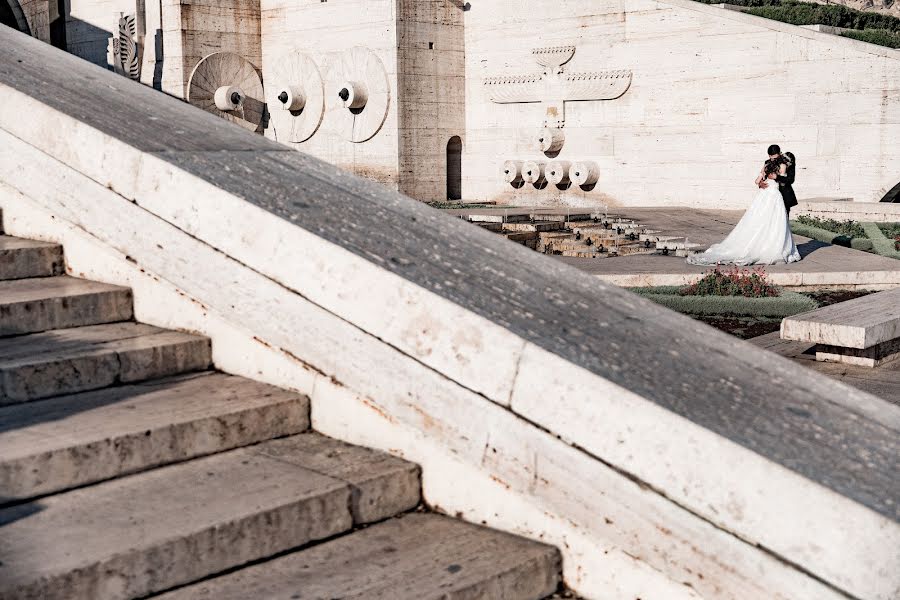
top-left (759, 144), bottom-right (798, 216)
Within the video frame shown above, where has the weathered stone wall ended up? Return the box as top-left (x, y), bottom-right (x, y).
top-left (167, 0), bottom-right (260, 99)
top-left (462, 0), bottom-right (900, 208)
top-left (18, 0), bottom-right (50, 42)
top-left (258, 0), bottom-right (401, 188)
top-left (62, 0), bottom-right (130, 67)
top-left (396, 0), bottom-right (465, 202)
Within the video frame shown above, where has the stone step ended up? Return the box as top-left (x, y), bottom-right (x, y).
top-left (0, 275), bottom-right (133, 336)
top-left (640, 233), bottom-right (680, 242)
top-left (0, 372), bottom-right (310, 502)
top-left (0, 322), bottom-right (211, 404)
top-left (155, 513), bottom-right (561, 600)
top-left (0, 235), bottom-right (64, 281)
top-left (504, 221), bottom-right (564, 232)
top-left (0, 433), bottom-right (421, 600)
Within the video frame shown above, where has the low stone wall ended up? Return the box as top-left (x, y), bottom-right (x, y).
top-left (1, 28), bottom-right (898, 600)
top-left (796, 199), bottom-right (900, 223)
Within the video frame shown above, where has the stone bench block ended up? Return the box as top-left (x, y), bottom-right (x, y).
top-left (781, 288), bottom-right (900, 349)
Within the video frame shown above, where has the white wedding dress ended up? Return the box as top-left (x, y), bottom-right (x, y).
top-left (688, 179), bottom-right (801, 266)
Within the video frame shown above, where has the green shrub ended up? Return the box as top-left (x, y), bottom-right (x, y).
top-left (862, 222), bottom-right (900, 259)
top-left (795, 215), bottom-right (866, 238)
top-left (842, 29), bottom-right (900, 49)
top-left (692, 0), bottom-right (900, 48)
top-left (630, 289), bottom-right (818, 317)
top-left (878, 222), bottom-right (900, 239)
top-left (680, 266), bottom-right (780, 298)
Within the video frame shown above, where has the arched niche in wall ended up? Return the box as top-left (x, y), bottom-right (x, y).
top-left (447, 136), bottom-right (462, 201)
top-left (881, 180), bottom-right (900, 203)
top-left (1, 0), bottom-right (31, 35)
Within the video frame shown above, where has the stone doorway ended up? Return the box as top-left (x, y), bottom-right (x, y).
top-left (446, 136), bottom-right (462, 201)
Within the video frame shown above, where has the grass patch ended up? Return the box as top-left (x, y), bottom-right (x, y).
top-left (862, 222), bottom-right (900, 259)
top-left (790, 219), bottom-right (898, 259)
top-left (630, 288), bottom-right (817, 317)
top-left (789, 221), bottom-right (873, 251)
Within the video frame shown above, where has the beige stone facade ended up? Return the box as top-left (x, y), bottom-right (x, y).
top-left (4, 0), bottom-right (900, 206)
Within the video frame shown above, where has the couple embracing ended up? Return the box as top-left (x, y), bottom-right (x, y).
top-left (688, 145), bottom-right (801, 266)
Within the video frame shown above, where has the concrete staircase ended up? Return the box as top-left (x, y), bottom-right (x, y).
top-left (0, 224), bottom-right (561, 599)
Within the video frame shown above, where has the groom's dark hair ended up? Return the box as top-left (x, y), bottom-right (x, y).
top-left (767, 144), bottom-right (781, 156)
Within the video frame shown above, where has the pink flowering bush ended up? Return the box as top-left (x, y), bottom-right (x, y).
top-left (680, 266), bottom-right (780, 298)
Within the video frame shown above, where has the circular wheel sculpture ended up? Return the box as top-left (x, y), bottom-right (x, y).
top-left (325, 47), bottom-right (391, 143)
top-left (187, 52), bottom-right (264, 132)
top-left (264, 51), bottom-right (325, 143)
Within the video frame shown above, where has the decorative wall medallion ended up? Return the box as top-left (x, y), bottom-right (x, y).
top-left (187, 52), bottom-right (264, 132)
top-left (484, 45), bottom-right (632, 130)
top-left (112, 12), bottom-right (141, 81)
top-left (325, 47), bottom-right (391, 143)
top-left (264, 51), bottom-right (325, 143)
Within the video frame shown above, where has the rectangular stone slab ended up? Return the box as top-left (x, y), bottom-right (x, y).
top-left (0, 322), bottom-right (211, 403)
top-left (0, 275), bottom-right (133, 335)
top-left (0, 433), bottom-right (421, 600)
top-left (0, 372), bottom-right (310, 501)
top-left (154, 513), bottom-right (561, 600)
top-left (0, 235), bottom-right (63, 280)
top-left (781, 288), bottom-right (900, 349)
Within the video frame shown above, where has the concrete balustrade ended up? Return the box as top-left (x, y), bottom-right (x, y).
top-left (0, 27), bottom-right (898, 600)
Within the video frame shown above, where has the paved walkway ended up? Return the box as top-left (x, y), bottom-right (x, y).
top-left (447, 207), bottom-right (900, 289)
top-left (750, 331), bottom-right (899, 406)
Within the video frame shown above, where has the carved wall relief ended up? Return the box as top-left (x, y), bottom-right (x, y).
top-left (484, 45), bottom-right (632, 158)
top-left (112, 11), bottom-right (142, 81)
top-left (187, 52), bottom-right (265, 132)
top-left (264, 51), bottom-right (325, 143)
top-left (325, 47), bottom-right (390, 143)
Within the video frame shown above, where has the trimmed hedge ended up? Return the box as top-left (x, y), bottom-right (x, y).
top-left (695, 1), bottom-right (900, 32)
top-left (842, 29), bottom-right (900, 49)
top-left (789, 221), bottom-right (873, 251)
top-left (630, 288), bottom-right (818, 317)
top-left (692, 0), bottom-right (900, 48)
top-left (862, 222), bottom-right (900, 260)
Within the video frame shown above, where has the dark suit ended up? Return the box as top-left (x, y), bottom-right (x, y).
top-left (775, 157), bottom-right (797, 214)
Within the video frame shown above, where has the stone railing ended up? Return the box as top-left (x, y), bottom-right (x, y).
top-left (0, 27), bottom-right (897, 600)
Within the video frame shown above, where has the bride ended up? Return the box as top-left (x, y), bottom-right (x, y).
top-left (688, 158), bottom-right (801, 266)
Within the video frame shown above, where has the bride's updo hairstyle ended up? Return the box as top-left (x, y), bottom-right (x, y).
top-left (763, 158), bottom-right (781, 178)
